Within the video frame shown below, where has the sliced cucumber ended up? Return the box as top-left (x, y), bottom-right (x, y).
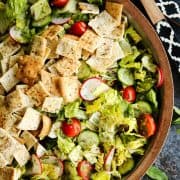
top-left (118, 158), bottom-right (135, 175)
top-left (78, 130), bottom-right (99, 149)
top-left (118, 68), bottom-right (134, 86)
top-left (32, 15), bottom-right (52, 27)
top-left (56, 0), bottom-right (77, 14)
top-left (133, 101), bottom-right (152, 117)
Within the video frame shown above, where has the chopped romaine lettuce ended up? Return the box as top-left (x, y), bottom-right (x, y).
top-left (142, 54), bottom-right (157, 73)
top-left (65, 100), bottom-right (87, 120)
top-left (0, 7), bottom-right (11, 34)
top-left (146, 89), bottom-right (158, 109)
top-left (136, 77), bottom-right (156, 92)
top-left (119, 46), bottom-right (141, 68)
top-left (134, 69), bottom-right (146, 81)
top-left (30, 0), bottom-right (51, 21)
top-left (86, 0), bottom-right (104, 6)
top-left (68, 145), bottom-right (83, 166)
top-left (125, 26), bottom-right (142, 44)
top-left (119, 39), bottom-right (132, 56)
top-left (83, 145), bottom-right (100, 164)
top-left (78, 61), bottom-right (92, 80)
top-left (91, 171), bottom-right (111, 180)
top-left (57, 133), bottom-right (75, 154)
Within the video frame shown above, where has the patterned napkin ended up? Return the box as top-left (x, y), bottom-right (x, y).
top-left (154, 0), bottom-right (180, 72)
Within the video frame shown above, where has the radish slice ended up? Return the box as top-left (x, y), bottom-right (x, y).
top-left (80, 77), bottom-right (110, 101)
top-left (104, 147), bottom-right (115, 171)
top-left (31, 154), bottom-right (42, 175)
top-left (9, 26), bottom-right (28, 44)
top-left (58, 160), bottom-right (64, 176)
top-left (52, 17), bottom-right (70, 25)
top-left (36, 144), bottom-right (47, 158)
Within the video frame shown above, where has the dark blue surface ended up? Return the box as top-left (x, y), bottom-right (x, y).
top-left (132, 1), bottom-right (180, 179)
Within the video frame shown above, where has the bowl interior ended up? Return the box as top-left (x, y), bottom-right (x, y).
top-left (110, 0), bottom-right (174, 179)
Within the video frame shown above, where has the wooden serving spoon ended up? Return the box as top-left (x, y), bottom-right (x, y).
top-left (140, 0), bottom-right (180, 72)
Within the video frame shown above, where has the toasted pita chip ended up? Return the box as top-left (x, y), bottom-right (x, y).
top-left (105, 1), bottom-right (123, 24)
top-left (79, 29), bottom-right (101, 53)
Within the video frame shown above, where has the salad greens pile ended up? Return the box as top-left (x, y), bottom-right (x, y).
top-left (0, 0), bottom-right (164, 179)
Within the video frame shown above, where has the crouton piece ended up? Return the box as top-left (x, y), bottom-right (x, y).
top-left (0, 64), bottom-right (19, 92)
top-left (41, 47), bottom-right (51, 64)
top-left (6, 89), bottom-right (32, 112)
top-left (0, 57), bottom-right (9, 74)
top-left (17, 107), bottom-right (41, 130)
top-left (0, 153), bottom-right (8, 168)
top-left (0, 167), bottom-right (21, 180)
top-left (41, 70), bottom-right (61, 96)
top-left (0, 95), bottom-right (5, 106)
top-left (88, 11), bottom-right (118, 37)
top-left (13, 143), bottom-right (30, 167)
top-left (0, 84), bottom-right (5, 95)
top-left (79, 2), bottom-right (99, 14)
top-left (26, 81), bottom-right (50, 106)
top-left (64, 34), bottom-right (79, 41)
top-left (16, 84), bottom-right (29, 93)
top-left (59, 76), bottom-right (81, 103)
top-left (21, 131), bottom-right (37, 150)
top-left (16, 55), bottom-right (43, 85)
top-left (96, 38), bottom-right (114, 59)
top-left (86, 55), bottom-right (114, 72)
top-left (0, 128), bottom-right (17, 164)
top-left (8, 49), bottom-right (24, 68)
top-left (105, 1), bottom-right (123, 24)
top-left (107, 23), bottom-right (125, 40)
top-left (47, 37), bottom-right (59, 59)
top-left (81, 49), bottom-right (91, 60)
top-left (42, 96), bottom-right (63, 113)
top-left (56, 36), bottom-right (82, 60)
top-left (48, 63), bottom-right (59, 75)
top-left (43, 59), bottom-right (56, 71)
top-left (30, 35), bottom-right (47, 58)
top-left (55, 57), bottom-right (80, 76)
top-left (42, 25), bottom-right (64, 40)
top-left (111, 41), bottom-right (125, 61)
top-left (0, 37), bottom-right (21, 58)
top-left (79, 29), bottom-right (101, 53)
top-left (0, 106), bottom-right (22, 132)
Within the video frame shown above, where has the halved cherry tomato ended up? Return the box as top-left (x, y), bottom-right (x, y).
top-left (69, 21), bottom-right (87, 36)
top-left (122, 86), bottom-right (136, 103)
top-left (138, 114), bottom-right (156, 138)
top-left (61, 118), bottom-right (81, 137)
top-left (77, 160), bottom-right (93, 180)
top-left (156, 67), bottom-right (164, 88)
top-left (51, 0), bottom-right (69, 8)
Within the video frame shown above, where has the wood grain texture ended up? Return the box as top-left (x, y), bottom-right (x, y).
top-left (140, 0), bottom-right (165, 24)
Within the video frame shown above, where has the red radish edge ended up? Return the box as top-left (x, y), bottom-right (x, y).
top-left (52, 17), bottom-right (71, 25)
top-left (58, 160), bottom-right (64, 176)
top-left (104, 147), bottom-right (115, 171)
top-left (156, 67), bottom-right (164, 88)
top-left (32, 154), bottom-right (42, 175)
top-left (79, 77), bottom-right (106, 101)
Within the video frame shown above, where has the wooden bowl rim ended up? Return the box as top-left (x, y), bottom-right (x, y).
top-left (109, 0), bottom-right (174, 179)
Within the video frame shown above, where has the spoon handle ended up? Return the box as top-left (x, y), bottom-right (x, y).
top-left (140, 0), bottom-right (165, 24)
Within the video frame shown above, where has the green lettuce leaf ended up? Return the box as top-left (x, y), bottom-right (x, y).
top-left (146, 166), bottom-right (168, 180)
top-left (57, 133), bottom-right (75, 154)
top-left (146, 89), bottom-right (158, 109)
top-left (142, 54), bottom-right (157, 73)
top-left (86, 0), bottom-right (104, 6)
top-left (91, 171), bottom-right (111, 180)
top-left (65, 100), bottom-right (87, 120)
top-left (125, 26), bottom-right (142, 44)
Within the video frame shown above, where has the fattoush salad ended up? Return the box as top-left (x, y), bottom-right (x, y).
top-left (0, 0), bottom-right (164, 179)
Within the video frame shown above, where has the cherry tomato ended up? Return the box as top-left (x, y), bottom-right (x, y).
top-left (122, 86), bottom-right (136, 103)
top-left (69, 21), bottom-right (87, 36)
top-left (138, 114), bottom-right (156, 138)
top-left (77, 160), bottom-right (93, 180)
top-left (51, 0), bottom-right (69, 8)
top-left (156, 67), bottom-right (164, 88)
top-left (61, 118), bottom-right (81, 137)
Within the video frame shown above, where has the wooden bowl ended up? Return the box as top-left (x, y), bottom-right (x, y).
top-left (110, 0), bottom-right (174, 179)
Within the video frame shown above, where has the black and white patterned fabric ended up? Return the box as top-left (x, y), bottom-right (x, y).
top-left (155, 0), bottom-right (180, 23)
top-left (154, 0), bottom-right (180, 72)
top-left (155, 20), bottom-right (180, 71)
